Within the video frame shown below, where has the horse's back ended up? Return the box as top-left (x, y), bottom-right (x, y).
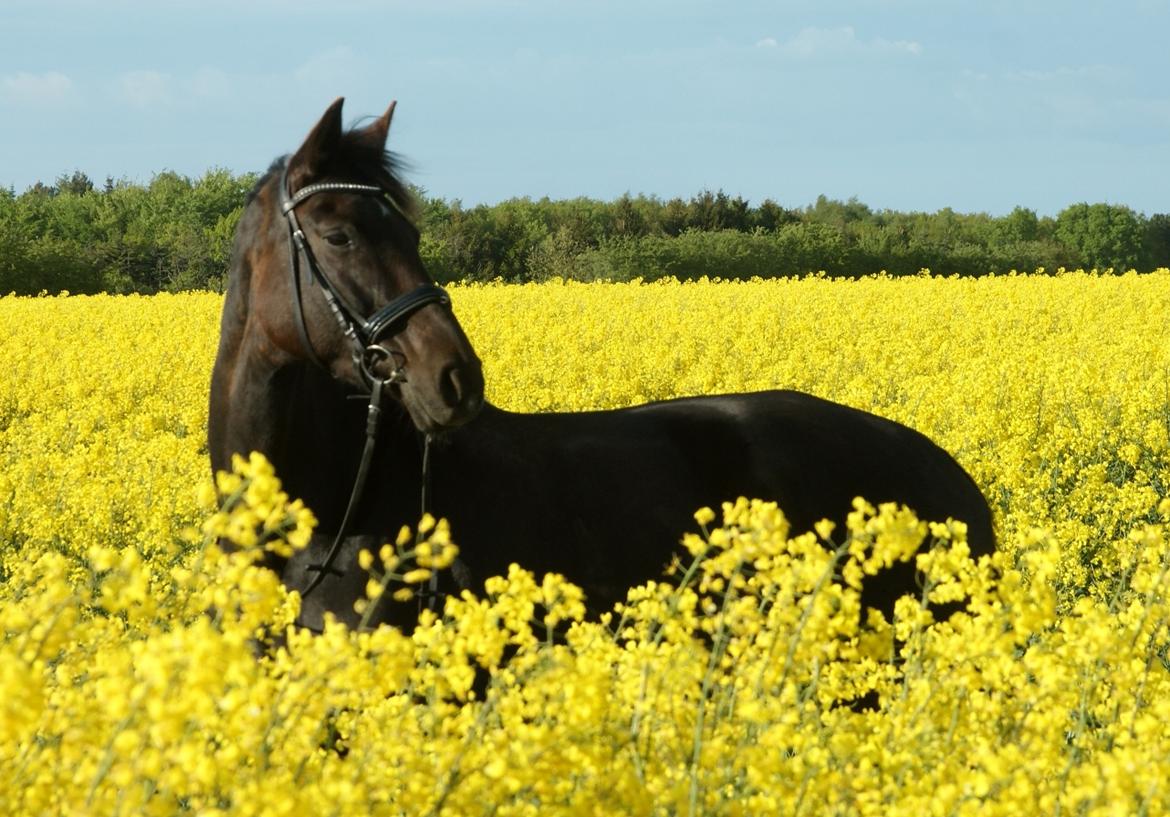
top-left (619, 389), bottom-right (994, 555)
top-left (463, 388), bottom-right (993, 561)
top-left (615, 389), bottom-right (994, 615)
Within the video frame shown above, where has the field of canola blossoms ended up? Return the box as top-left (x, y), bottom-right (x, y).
top-left (4, 271), bottom-right (1170, 815)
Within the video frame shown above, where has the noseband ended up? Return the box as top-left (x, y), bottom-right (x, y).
top-left (279, 163), bottom-right (449, 388)
top-left (278, 163), bottom-right (445, 607)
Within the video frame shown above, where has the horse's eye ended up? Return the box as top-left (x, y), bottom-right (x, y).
top-left (323, 231), bottom-right (350, 247)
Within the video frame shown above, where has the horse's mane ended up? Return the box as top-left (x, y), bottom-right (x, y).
top-left (246, 125), bottom-right (418, 223)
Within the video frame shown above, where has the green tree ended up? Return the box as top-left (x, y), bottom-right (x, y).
top-left (752, 199), bottom-right (799, 232)
top-left (1142, 214), bottom-right (1170, 270)
top-left (687, 190), bottom-right (751, 232)
top-left (805, 195), bottom-right (873, 232)
top-left (611, 194), bottom-right (648, 238)
top-left (661, 197), bottom-right (689, 237)
top-left (55, 170), bottom-right (94, 196)
top-left (1054, 203), bottom-right (1145, 270)
top-left (998, 206), bottom-right (1040, 243)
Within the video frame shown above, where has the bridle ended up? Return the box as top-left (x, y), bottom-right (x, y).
top-left (279, 162), bottom-right (449, 387)
top-left (278, 162), bottom-right (445, 608)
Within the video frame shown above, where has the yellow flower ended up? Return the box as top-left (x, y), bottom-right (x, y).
top-left (6, 274), bottom-right (1170, 815)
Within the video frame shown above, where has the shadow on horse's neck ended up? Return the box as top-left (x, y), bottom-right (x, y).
top-left (233, 353), bottom-right (425, 531)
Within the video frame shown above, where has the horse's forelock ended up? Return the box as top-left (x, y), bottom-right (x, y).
top-left (338, 129), bottom-right (418, 222)
top-left (245, 131), bottom-right (417, 223)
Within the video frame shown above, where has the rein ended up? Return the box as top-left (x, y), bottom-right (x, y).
top-left (278, 164), bottom-right (444, 609)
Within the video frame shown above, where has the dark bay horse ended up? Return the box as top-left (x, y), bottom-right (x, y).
top-left (209, 98), bottom-right (994, 633)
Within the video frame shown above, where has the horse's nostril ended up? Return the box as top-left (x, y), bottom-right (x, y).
top-left (439, 366), bottom-right (458, 407)
top-left (439, 363), bottom-right (479, 410)
top-left (432, 361), bottom-right (484, 428)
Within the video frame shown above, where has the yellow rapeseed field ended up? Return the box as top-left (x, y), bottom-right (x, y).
top-left (3, 271), bottom-right (1170, 815)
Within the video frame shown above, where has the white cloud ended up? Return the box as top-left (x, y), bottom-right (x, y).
top-left (785, 26), bottom-right (860, 57)
top-left (118, 70), bottom-right (172, 108)
top-left (294, 46), bottom-right (371, 87)
top-left (951, 63), bottom-right (1168, 137)
top-left (1002, 64), bottom-right (1124, 85)
top-left (189, 67), bottom-right (233, 100)
top-left (761, 26), bottom-right (922, 59)
top-left (894, 39), bottom-right (923, 56)
top-left (1, 71), bottom-right (74, 105)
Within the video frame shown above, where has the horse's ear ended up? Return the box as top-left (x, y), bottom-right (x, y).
top-left (288, 97), bottom-right (345, 186)
top-left (354, 100), bottom-right (397, 151)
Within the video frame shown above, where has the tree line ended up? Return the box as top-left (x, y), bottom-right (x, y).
top-left (2, 169), bottom-right (1168, 295)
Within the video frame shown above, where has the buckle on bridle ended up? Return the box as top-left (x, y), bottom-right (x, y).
top-left (360, 343), bottom-right (406, 386)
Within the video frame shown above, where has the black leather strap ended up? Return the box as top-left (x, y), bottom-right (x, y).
top-left (301, 376), bottom-right (387, 598)
top-left (362, 284), bottom-right (450, 343)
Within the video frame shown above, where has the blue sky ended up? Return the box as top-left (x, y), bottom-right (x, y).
top-left (2, 0), bottom-right (1167, 216)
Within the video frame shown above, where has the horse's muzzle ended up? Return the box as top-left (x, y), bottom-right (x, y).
top-left (401, 357), bottom-right (485, 432)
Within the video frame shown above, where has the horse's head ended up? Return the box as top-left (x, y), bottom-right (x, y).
top-left (248, 97), bottom-right (483, 432)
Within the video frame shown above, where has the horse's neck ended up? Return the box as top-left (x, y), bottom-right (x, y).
top-left (209, 343), bottom-right (313, 474)
top-left (210, 338), bottom-right (423, 529)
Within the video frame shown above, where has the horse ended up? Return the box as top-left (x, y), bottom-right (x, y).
top-left (208, 98), bottom-right (995, 634)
